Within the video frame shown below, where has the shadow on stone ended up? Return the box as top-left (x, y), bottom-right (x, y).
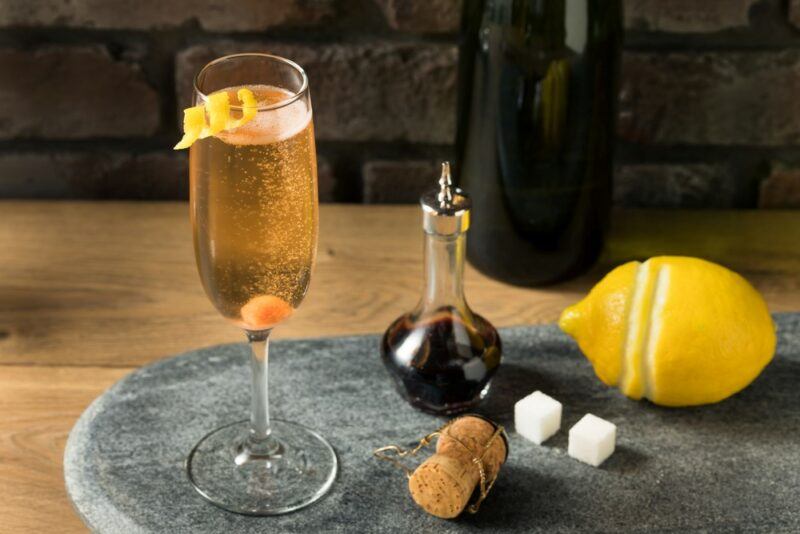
top-left (458, 464), bottom-right (569, 530)
top-left (641, 357), bottom-right (800, 442)
top-left (480, 363), bottom-right (556, 424)
top-left (602, 444), bottom-right (649, 473)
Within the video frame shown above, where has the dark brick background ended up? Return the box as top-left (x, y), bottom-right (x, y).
top-left (0, 0), bottom-right (799, 208)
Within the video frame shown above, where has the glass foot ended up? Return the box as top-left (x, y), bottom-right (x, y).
top-left (186, 419), bottom-right (337, 515)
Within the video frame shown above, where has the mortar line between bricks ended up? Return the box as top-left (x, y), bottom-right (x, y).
top-left (5, 143), bottom-right (800, 158)
top-left (0, 140), bottom-right (181, 154)
top-left (0, 140), bottom-right (456, 155)
top-left (4, 25), bottom-right (800, 49)
top-left (617, 145), bottom-right (800, 161)
top-left (5, 32), bottom-right (800, 52)
top-left (623, 40), bottom-right (800, 52)
top-left (0, 26), bottom-right (460, 47)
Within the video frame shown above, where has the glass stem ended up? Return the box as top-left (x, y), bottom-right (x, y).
top-left (245, 329), bottom-right (278, 456)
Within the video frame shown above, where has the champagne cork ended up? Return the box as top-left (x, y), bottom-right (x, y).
top-left (407, 415), bottom-right (507, 518)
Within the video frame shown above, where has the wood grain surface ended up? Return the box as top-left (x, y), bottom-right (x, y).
top-left (0, 365), bottom-right (132, 533)
top-left (1, 201), bottom-right (799, 533)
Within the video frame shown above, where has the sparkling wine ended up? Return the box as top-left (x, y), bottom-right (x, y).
top-left (190, 85), bottom-right (318, 329)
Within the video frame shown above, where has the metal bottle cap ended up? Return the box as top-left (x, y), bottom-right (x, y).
top-left (421, 162), bottom-right (471, 236)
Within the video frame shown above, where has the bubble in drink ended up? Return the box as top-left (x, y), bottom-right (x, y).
top-left (190, 85), bottom-right (317, 328)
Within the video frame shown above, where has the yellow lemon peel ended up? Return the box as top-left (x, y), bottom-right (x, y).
top-left (173, 105), bottom-right (207, 150)
top-left (227, 88), bottom-right (257, 129)
top-left (173, 88), bottom-right (258, 150)
top-left (203, 91), bottom-right (230, 137)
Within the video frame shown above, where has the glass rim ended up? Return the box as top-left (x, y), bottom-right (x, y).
top-left (193, 53), bottom-right (309, 112)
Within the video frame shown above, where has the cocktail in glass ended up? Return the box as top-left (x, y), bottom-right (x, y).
top-left (185, 53), bottom-right (336, 515)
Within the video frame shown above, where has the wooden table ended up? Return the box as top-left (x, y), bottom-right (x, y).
top-left (1, 202), bottom-right (799, 533)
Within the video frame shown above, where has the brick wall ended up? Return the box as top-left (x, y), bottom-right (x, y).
top-left (0, 0), bottom-right (799, 208)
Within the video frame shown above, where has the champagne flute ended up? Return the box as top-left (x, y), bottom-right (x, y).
top-left (185, 53), bottom-right (336, 515)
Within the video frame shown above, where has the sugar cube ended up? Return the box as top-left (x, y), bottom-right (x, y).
top-left (514, 391), bottom-right (562, 444)
top-left (568, 414), bottom-right (616, 467)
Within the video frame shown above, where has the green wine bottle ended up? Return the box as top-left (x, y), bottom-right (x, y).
top-left (456, 0), bottom-right (622, 285)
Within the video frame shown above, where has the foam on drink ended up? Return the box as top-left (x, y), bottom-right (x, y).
top-left (214, 84), bottom-right (312, 146)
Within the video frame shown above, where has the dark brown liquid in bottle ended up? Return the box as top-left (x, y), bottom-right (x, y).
top-left (380, 306), bottom-right (501, 415)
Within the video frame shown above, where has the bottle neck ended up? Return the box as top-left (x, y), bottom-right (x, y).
top-left (420, 231), bottom-right (469, 313)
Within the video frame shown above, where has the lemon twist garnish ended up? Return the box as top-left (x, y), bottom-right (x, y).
top-left (173, 106), bottom-right (207, 150)
top-left (173, 88), bottom-right (257, 150)
top-left (204, 92), bottom-right (229, 137)
top-left (228, 88), bottom-right (258, 129)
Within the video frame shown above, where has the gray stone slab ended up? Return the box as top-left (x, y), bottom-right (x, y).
top-left (65, 314), bottom-right (800, 533)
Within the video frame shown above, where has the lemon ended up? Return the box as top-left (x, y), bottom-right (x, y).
top-left (559, 256), bottom-right (776, 407)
